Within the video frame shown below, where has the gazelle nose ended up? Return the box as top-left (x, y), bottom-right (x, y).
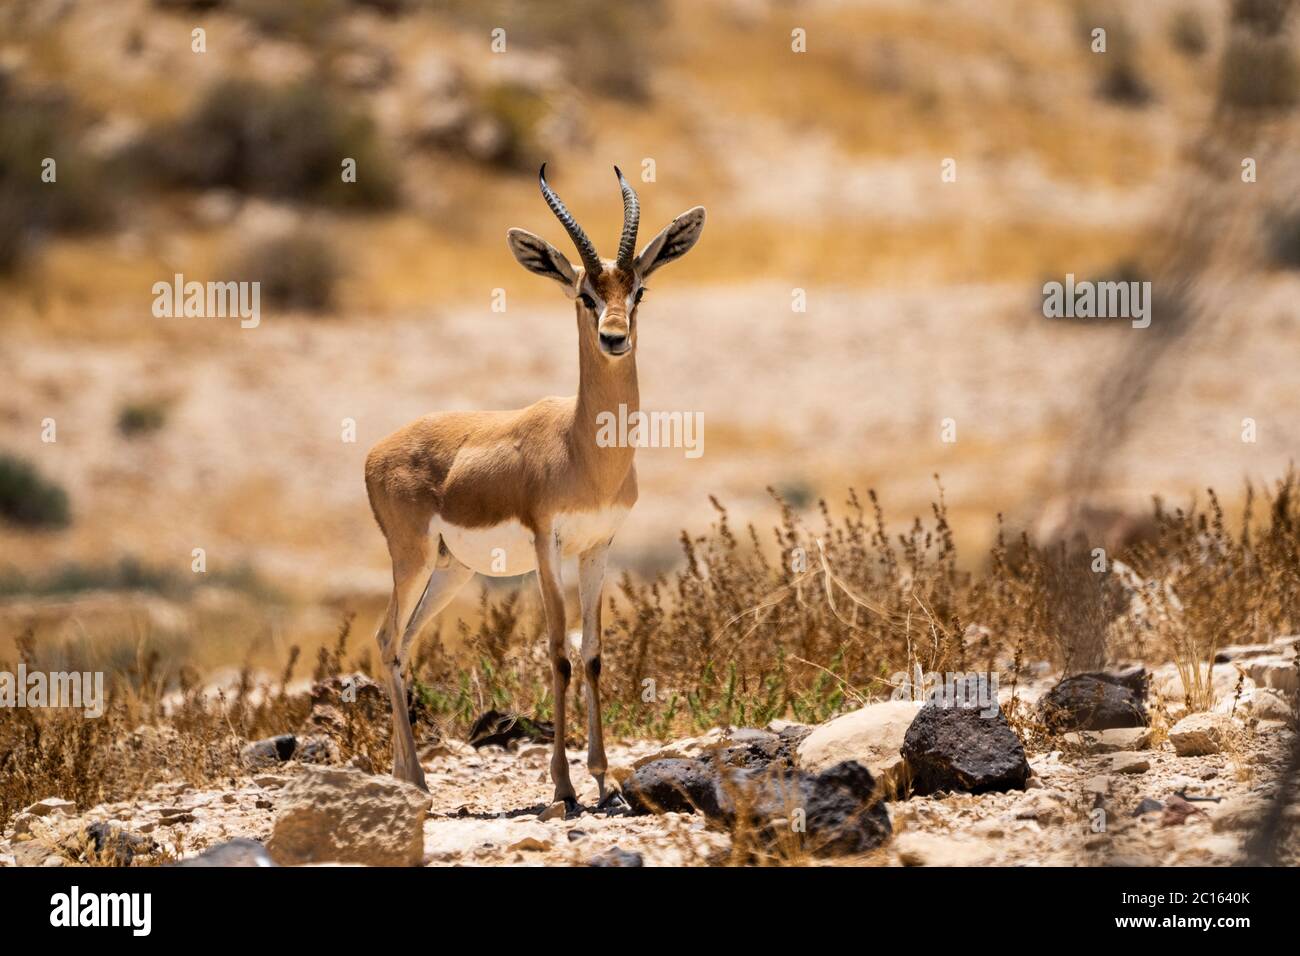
top-left (599, 332), bottom-right (629, 354)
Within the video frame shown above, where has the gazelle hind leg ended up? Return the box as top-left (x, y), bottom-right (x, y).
top-left (376, 539), bottom-right (470, 790)
top-left (578, 541), bottom-right (610, 803)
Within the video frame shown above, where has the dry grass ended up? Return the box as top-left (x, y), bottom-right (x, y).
top-left (5, 470), bottom-right (1300, 861)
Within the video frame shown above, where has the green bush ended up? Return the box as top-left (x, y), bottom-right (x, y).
top-left (146, 79), bottom-right (396, 208)
top-left (0, 85), bottom-right (112, 272)
top-left (1169, 9), bottom-right (1209, 57)
top-left (229, 229), bottom-right (340, 312)
top-left (1266, 206), bottom-right (1300, 269)
top-left (1218, 33), bottom-right (1297, 109)
top-left (117, 399), bottom-right (169, 437)
top-left (1231, 0), bottom-right (1291, 36)
top-left (1096, 55), bottom-right (1153, 107)
top-left (232, 0), bottom-right (348, 42)
top-left (0, 453), bottom-right (70, 529)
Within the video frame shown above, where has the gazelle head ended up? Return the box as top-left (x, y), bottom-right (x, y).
top-left (507, 164), bottom-right (706, 359)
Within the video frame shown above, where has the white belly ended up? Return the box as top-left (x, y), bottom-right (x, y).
top-left (434, 507), bottom-right (629, 577)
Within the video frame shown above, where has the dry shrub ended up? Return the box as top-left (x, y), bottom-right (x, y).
top-left (228, 229), bottom-right (340, 313)
top-left (1218, 31), bottom-right (1297, 109)
top-left (142, 79), bottom-right (395, 208)
top-left (8, 473), bottom-right (1300, 831)
top-left (1118, 474), bottom-right (1300, 710)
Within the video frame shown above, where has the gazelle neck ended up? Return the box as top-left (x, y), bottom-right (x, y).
top-left (573, 329), bottom-right (639, 480)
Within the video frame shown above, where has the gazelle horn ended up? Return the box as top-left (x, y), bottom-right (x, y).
top-left (538, 163), bottom-right (604, 278)
top-left (614, 165), bottom-right (639, 270)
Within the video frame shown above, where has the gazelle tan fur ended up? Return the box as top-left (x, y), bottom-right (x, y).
top-left (365, 165), bottom-right (705, 806)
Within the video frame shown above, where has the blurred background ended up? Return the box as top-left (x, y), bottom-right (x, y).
top-left (3, 0), bottom-right (1300, 673)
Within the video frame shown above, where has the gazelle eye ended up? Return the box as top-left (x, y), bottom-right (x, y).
top-left (634, 288), bottom-right (646, 304)
top-left (579, 293), bottom-right (595, 310)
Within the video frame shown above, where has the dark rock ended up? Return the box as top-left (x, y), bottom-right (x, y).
top-left (621, 758), bottom-right (723, 816)
top-left (172, 838), bottom-right (277, 867)
top-left (75, 822), bottom-right (156, 865)
top-left (241, 734), bottom-right (299, 769)
top-left (716, 760), bottom-right (892, 857)
top-left (242, 733), bottom-right (338, 770)
top-left (1132, 797), bottom-right (1164, 816)
top-left (902, 701), bottom-right (1030, 795)
top-left (717, 725), bottom-right (812, 771)
top-left (467, 709), bottom-right (554, 749)
top-left (588, 846), bottom-right (643, 867)
top-left (296, 735), bottom-right (339, 765)
top-left (1039, 667), bottom-right (1149, 732)
top-left (625, 753), bottom-right (891, 858)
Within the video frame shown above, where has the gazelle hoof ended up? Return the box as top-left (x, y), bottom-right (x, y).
top-left (595, 789), bottom-right (629, 813)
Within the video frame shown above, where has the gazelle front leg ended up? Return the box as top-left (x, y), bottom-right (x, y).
top-left (578, 540), bottom-right (610, 804)
top-left (534, 526), bottom-right (577, 808)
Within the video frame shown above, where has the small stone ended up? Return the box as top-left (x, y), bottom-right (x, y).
top-left (1242, 655), bottom-right (1298, 693)
top-left (1109, 752), bottom-right (1150, 774)
top-left (1210, 795), bottom-right (1272, 833)
top-left (1248, 688), bottom-right (1293, 721)
top-left (24, 798), bottom-right (76, 818)
top-left (538, 801), bottom-right (567, 822)
top-left (267, 765), bottom-right (429, 867)
top-left (588, 846), bottom-right (643, 867)
top-left (1061, 727), bottom-right (1152, 754)
top-left (1169, 713), bottom-right (1235, 756)
top-left (1132, 797), bottom-right (1164, 816)
top-left (795, 700), bottom-right (920, 789)
top-left (1083, 774), bottom-right (1111, 796)
top-left (507, 837), bottom-right (551, 853)
top-left (42, 855), bottom-right (66, 867)
top-left (1010, 789), bottom-right (1068, 825)
top-left (895, 831), bottom-right (992, 866)
top-left (174, 838), bottom-right (277, 867)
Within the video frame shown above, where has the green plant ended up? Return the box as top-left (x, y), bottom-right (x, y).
top-left (0, 453), bottom-right (70, 529)
top-left (1169, 9), bottom-right (1210, 57)
top-left (228, 229), bottom-right (340, 312)
top-left (0, 85), bottom-right (112, 272)
top-left (116, 399), bottom-right (169, 437)
top-left (1218, 32), bottom-right (1297, 109)
top-left (146, 79), bottom-right (395, 208)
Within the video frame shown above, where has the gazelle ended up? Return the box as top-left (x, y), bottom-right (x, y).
top-left (364, 165), bottom-right (705, 808)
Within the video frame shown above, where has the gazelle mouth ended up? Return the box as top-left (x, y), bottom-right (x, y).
top-left (599, 335), bottom-right (631, 356)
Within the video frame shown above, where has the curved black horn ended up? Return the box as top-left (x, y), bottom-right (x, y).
top-left (614, 165), bottom-right (640, 270)
top-left (538, 163), bottom-right (603, 278)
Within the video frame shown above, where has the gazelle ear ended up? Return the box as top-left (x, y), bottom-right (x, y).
top-left (507, 228), bottom-right (578, 294)
top-left (635, 207), bottom-right (706, 279)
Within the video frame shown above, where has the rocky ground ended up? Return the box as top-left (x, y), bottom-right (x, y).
top-left (2, 639), bottom-right (1296, 868)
